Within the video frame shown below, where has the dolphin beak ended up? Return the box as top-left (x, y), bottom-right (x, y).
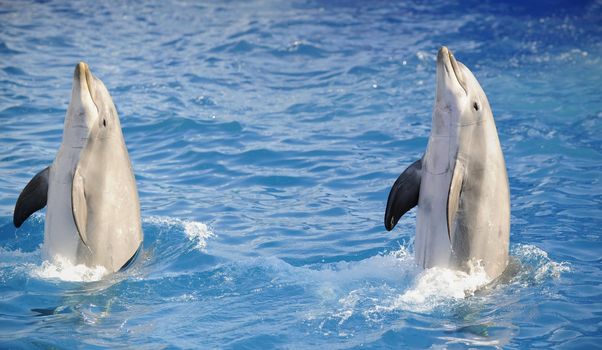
top-left (437, 46), bottom-right (468, 95)
top-left (74, 62), bottom-right (94, 99)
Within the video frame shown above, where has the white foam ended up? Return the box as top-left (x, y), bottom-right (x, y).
top-left (0, 246), bottom-right (109, 283)
top-left (144, 216), bottom-right (215, 250)
top-left (439, 337), bottom-right (501, 347)
top-left (299, 249), bottom-right (497, 324)
top-left (167, 293), bottom-right (198, 303)
top-left (31, 255), bottom-right (108, 282)
top-left (388, 262), bottom-right (491, 313)
top-left (183, 221), bottom-right (215, 250)
top-left (316, 244), bottom-right (570, 321)
top-left (513, 244), bottom-right (570, 280)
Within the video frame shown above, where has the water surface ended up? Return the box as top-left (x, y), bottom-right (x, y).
top-left (1, 0), bottom-right (601, 348)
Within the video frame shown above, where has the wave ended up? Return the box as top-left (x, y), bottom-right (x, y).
top-left (0, 215), bottom-right (215, 283)
top-left (269, 243), bottom-right (570, 328)
top-left (385, 263), bottom-right (491, 313)
top-left (143, 216), bottom-right (216, 251)
top-left (0, 245), bottom-right (110, 283)
top-left (30, 256), bottom-right (109, 282)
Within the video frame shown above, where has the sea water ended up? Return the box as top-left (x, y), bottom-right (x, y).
top-left (0, 0), bottom-right (600, 348)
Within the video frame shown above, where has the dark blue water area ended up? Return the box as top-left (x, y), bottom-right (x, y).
top-left (0, 0), bottom-right (601, 348)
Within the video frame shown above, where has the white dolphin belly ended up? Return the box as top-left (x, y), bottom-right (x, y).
top-left (44, 145), bottom-right (82, 264)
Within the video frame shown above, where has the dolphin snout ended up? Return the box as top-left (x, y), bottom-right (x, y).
top-left (74, 62), bottom-right (88, 79)
top-left (437, 46), bottom-right (450, 62)
top-left (437, 46), bottom-right (467, 95)
top-left (74, 62), bottom-right (95, 97)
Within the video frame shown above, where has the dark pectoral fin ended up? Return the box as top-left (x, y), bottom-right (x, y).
top-left (13, 167), bottom-right (50, 228)
top-left (384, 159), bottom-right (422, 231)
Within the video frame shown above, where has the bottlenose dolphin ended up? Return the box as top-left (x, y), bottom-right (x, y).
top-left (384, 47), bottom-right (510, 279)
top-left (13, 62), bottom-right (142, 273)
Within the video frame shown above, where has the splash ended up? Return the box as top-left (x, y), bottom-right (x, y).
top-left (386, 262), bottom-right (491, 313)
top-left (0, 246), bottom-right (39, 264)
top-left (512, 244), bottom-right (570, 283)
top-left (318, 257), bottom-right (492, 321)
top-left (144, 216), bottom-right (215, 250)
top-left (183, 221), bottom-right (214, 250)
top-left (0, 246), bottom-right (109, 282)
top-left (1, 216), bottom-right (215, 283)
top-left (31, 255), bottom-right (108, 282)
top-left (310, 244), bottom-right (570, 327)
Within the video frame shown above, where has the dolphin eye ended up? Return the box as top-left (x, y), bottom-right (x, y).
top-left (102, 119), bottom-right (107, 127)
top-left (473, 102), bottom-right (479, 111)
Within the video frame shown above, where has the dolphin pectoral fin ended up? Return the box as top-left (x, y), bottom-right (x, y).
top-left (447, 159), bottom-right (465, 241)
top-left (384, 159), bottom-right (422, 231)
top-left (13, 167), bottom-right (50, 228)
top-left (71, 167), bottom-right (89, 248)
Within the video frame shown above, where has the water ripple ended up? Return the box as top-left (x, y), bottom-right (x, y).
top-left (1, 0), bottom-right (601, 348)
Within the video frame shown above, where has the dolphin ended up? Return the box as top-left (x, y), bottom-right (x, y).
top-left (384, 47), bottom-right (510, 279)
top-left (13, 62), bottom-right (142, 274)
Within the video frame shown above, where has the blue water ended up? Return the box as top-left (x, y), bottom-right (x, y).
top-left (1, 0), bottom-right (601, 348)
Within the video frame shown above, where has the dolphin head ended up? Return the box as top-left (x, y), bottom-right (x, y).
top-left (63, 62), bottom-right (120, 148)
top-left (434, 46), bottom-right (491, 130)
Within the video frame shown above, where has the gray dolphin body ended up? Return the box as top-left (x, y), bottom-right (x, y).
top-left (385, 47), bottom-right (510, 279)
top-left (13, 62), bottom-right (142, 273)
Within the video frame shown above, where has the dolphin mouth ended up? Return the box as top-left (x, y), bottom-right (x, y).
top-left (75, 62), bottom-right (93, 94)
top-left (437, 46), bottom-right (468, 95)
top-left (74, 62), bottom-right (99, 112)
